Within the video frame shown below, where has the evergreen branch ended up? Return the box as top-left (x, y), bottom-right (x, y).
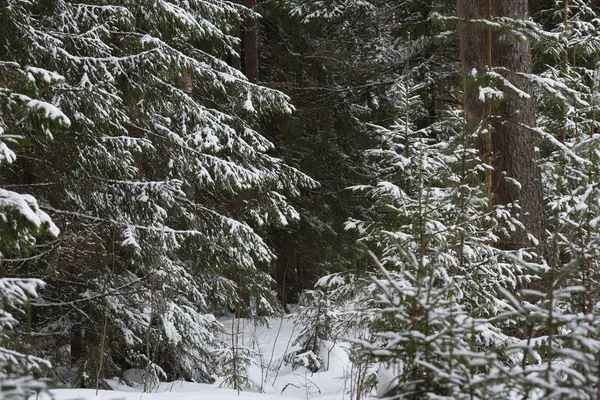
top-left (30, 274), bottom-right (149, 308)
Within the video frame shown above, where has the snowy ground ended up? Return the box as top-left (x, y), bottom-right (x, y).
top-left (42, 317), bottom-right (359, 400)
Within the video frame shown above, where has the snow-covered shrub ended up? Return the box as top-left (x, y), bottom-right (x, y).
top-left (217, 342), bottom-right (259, 391)
top-left (345, 69), bottom-right (532, 397)
top-left (284, 272), bottom-right (376, 374)
top-left (284, 289), bottom-right (332, 372)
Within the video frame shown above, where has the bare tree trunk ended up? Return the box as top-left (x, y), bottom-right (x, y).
top-left (244, 0), bottom-right (258, 83)
top-left (180, 71), bottom-right (193, 93)
top-left (177, 71), bottom-right (196, 201)
top-left (458, 0), bottom-right (545, 250)
top-left (230, 26), bottom-right (242, 70)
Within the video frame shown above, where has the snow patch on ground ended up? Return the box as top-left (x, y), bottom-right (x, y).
top-left (39, 387), bottom-right (300, 400)
top-left (42, 317), bottom-right (358, 400)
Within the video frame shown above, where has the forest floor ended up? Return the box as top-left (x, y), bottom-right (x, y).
top-left (41, 317), bottom-right (360, 400)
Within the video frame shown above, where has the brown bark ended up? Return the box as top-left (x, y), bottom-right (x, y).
top-left (180, 71), bottom-right (193, 93)
top-left (458, 0), bottom-right (545, 250)
top-left (244, 0), bottom-right (258, 83)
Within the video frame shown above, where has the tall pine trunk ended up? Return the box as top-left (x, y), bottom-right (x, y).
top-left (458, 0), bottom-right (545, 251)
top-left (244, 0), bottom-right (258, 83)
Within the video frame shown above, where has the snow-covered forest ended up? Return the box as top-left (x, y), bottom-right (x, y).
top-left (2, 0), bottom-right (600, 399)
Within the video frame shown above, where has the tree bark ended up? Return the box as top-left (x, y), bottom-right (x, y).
top-left (457, 0), bottom-right (545, 250)
top-left (180, 71), bottom-right (193, 93)
top-left (244, 0), bottom-right (258, 83)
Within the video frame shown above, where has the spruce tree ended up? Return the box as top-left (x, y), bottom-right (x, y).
top-left (1, 0), bottom-right (314, 385)
top-left (0, 1), bottom-right (67, 395)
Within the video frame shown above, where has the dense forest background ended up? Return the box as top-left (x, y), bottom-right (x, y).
top-left (2, 0), bottom-right (600, 398)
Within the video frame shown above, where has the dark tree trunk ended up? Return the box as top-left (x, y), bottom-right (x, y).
top-left (528, 0), bottom-right (554, 18)
top-left (230, 26), bottom-right (241, 70)
top-left (71, 326), bottom-right (86, 388)
top-left (177, 71), bottom-right (196, 200)
top-left (244, 0), bottom-right (258, 83)
top-left (457, 0), bottom-right (545, 250)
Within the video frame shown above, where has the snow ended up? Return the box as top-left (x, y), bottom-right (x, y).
top-left (216, 318), bottom-right (351, 399)
top-left (40, 317), bottom-right (355, 400)
top-left (25, 66), bottom-right (65, 84)
top-left (487, 71), bottom-right (531, 99)
top-left (39, 387), bottom-right (301, 400)
top-left (375, 363), bottom-right (395, 398)
top-left (0, 140), bottom-right (17, 164)
top-left (22, 97), bottom-right (71, 127)
top-left (478, 86), bottom-right (504, 102)
top-left (0, 188), bottom-right (60, 237)
top-left (244, 92), bottom-right (256, 113)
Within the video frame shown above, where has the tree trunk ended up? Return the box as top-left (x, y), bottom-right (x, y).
top-left (528, 0), bottom-right (554, 18)
top-left (230, 26), bottom-right (242, 70)
top-left (180, 71), bottom-right (193, 93)
top-left (457, 0), bottom-right (545, 250)
top-left (244, 0), bottom-right (258, 83)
